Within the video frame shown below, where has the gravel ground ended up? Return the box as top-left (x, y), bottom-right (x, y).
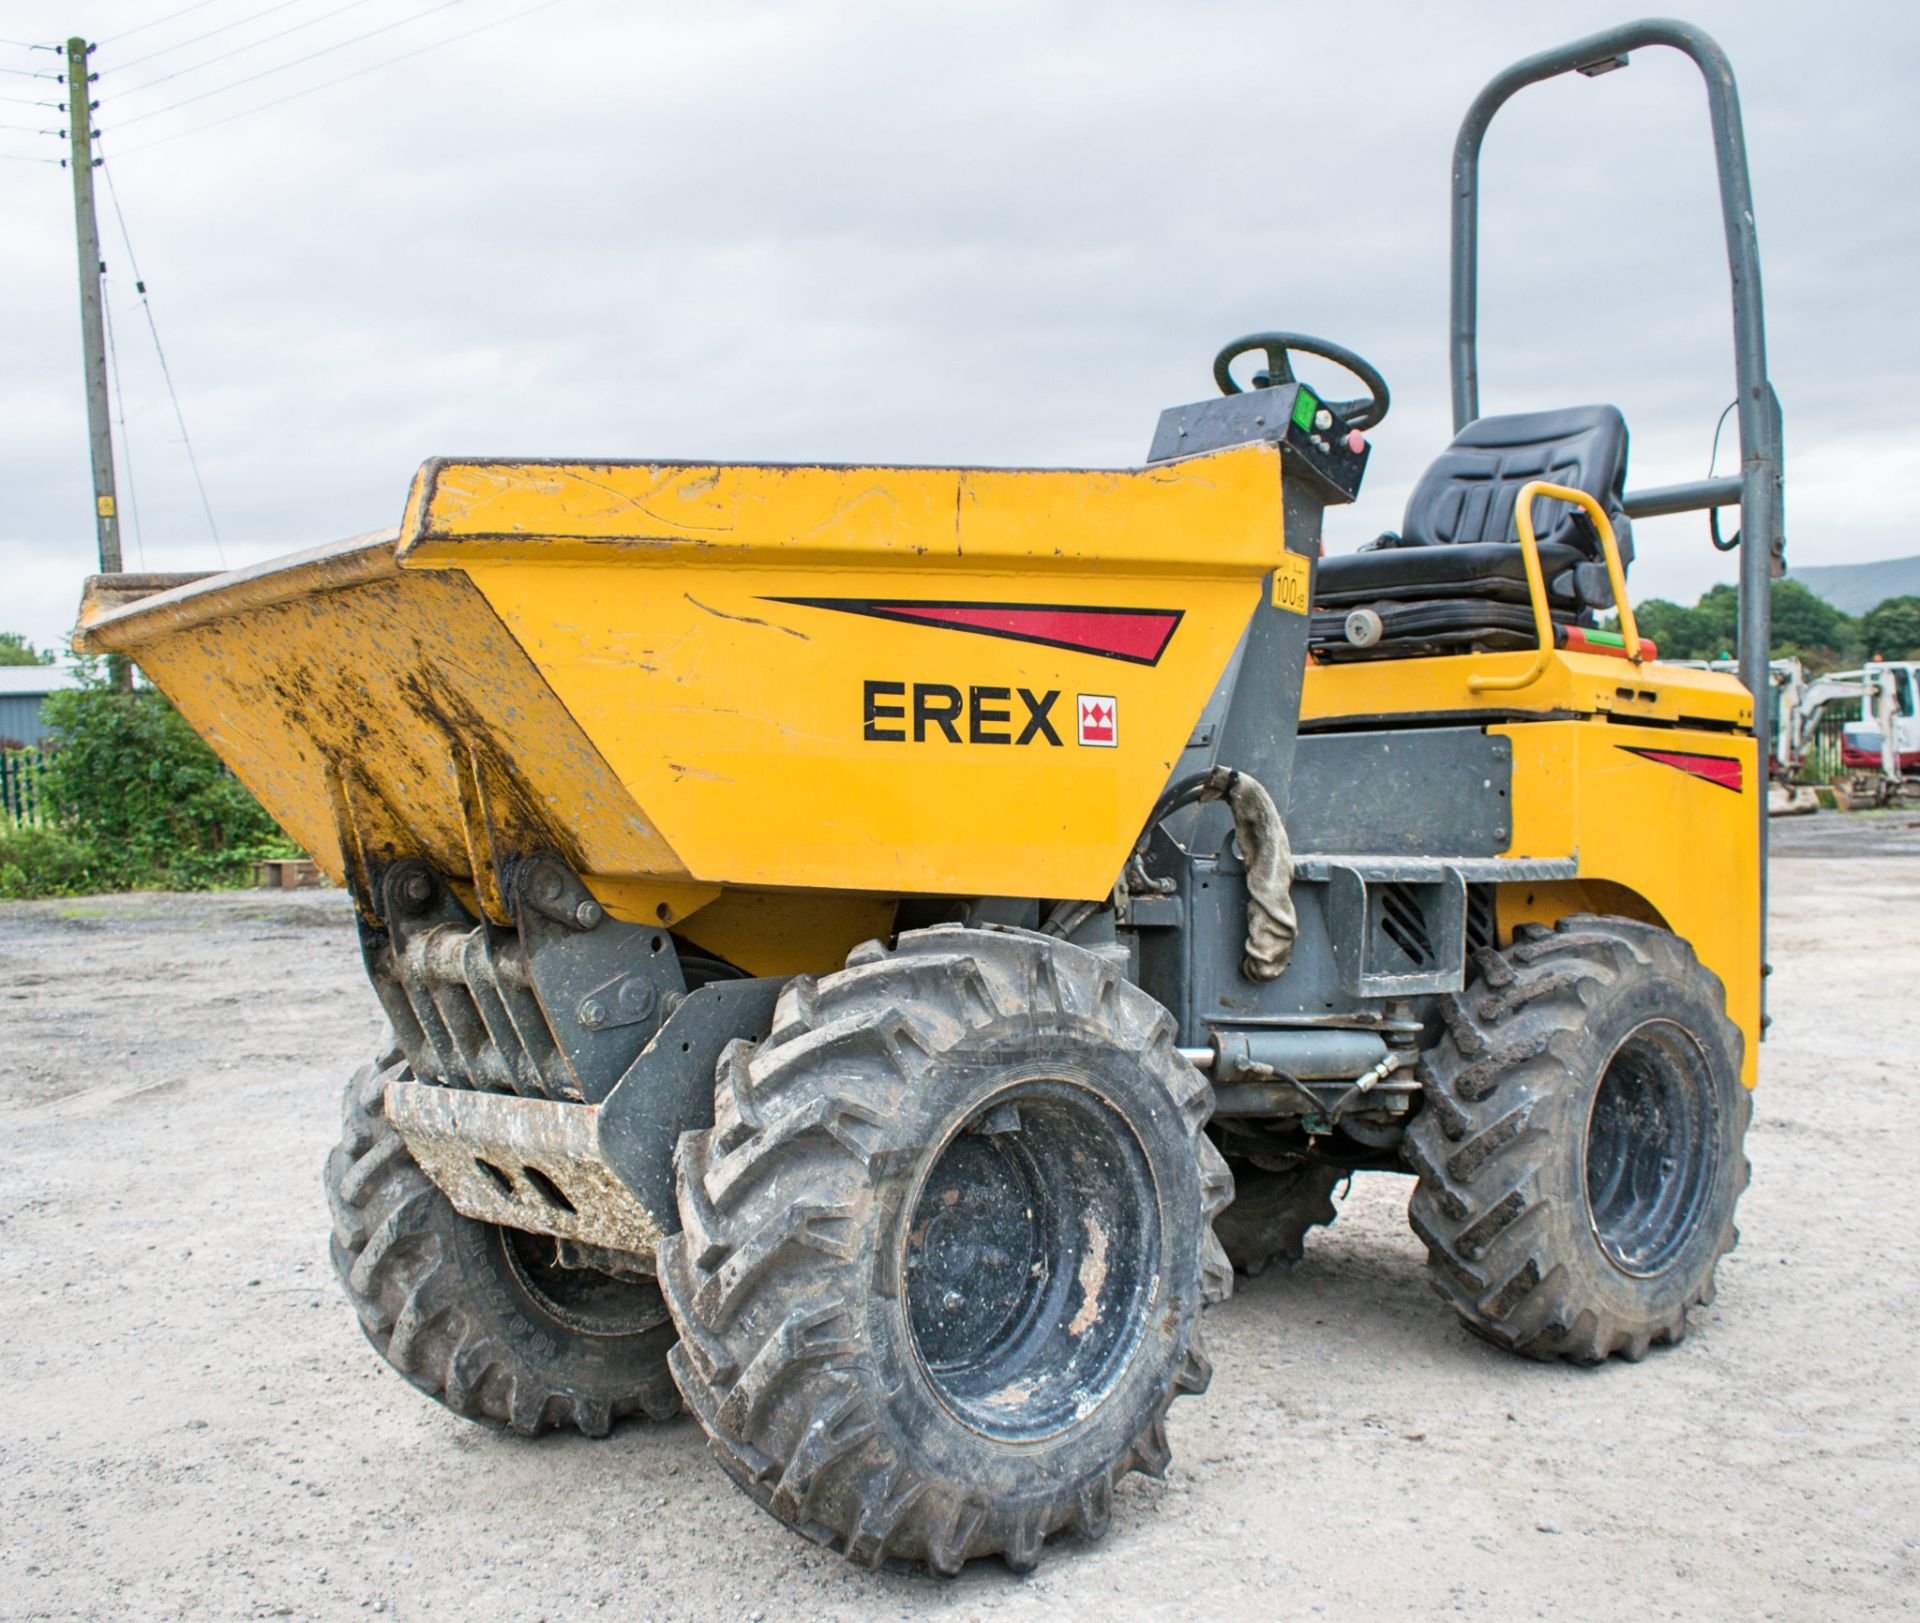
top-left (3, 837), bottom-right (1916, 1621)
top-left (1771, 805), bottom-right (1920, 859)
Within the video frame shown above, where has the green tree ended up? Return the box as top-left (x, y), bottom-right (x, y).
top-left (1860, 596), bottom-right (1920, 660)
top-left (1689, 584), bottom-right (1742, 661)
top-left (1769, 579), bottom-right (1855, 664)
top-left (0, 631), bottom-right (55, 666)
top-left (1630, 598), bottom-right (1701, 659)
top-left (1618, 579), bottom-right (1863, 667)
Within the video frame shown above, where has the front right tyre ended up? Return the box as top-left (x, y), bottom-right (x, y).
top-left (325, 1046), bottom-right (681, 1435)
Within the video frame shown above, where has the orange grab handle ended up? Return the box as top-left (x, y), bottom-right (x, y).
top-left (1468, 480), bottom-right (1641, 694)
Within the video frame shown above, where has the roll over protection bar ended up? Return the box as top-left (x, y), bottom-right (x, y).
top-left (1448, 15), bottom-right (1781, 1006)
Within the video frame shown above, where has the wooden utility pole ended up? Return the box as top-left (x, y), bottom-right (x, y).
top-left (66, 36), bottom-right (129, 688)
top-left (65, 36), bottom-right (117, 572)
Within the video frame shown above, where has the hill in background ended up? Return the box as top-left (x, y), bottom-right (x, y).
top-left (1789, 555), bottom-right (1920, 615)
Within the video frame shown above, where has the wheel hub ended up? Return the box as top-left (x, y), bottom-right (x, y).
top-left (1584, 1020), bottom-right (1720, 1276)
top-left (500, 1228), bottom-right (669, 1338)
top-left (902, 1079), bottom-right (1160, 1441)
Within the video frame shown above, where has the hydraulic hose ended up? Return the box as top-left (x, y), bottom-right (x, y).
top-left (1132, 764), bottom-right (1297, 980)
top-left (1200, 766), bottom-right (1297, 980)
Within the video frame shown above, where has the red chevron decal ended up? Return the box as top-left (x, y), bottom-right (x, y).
top-left (768, 598), bottom-right (1184, 665)
top-left (1619, 746), bottom-right (1744, 792)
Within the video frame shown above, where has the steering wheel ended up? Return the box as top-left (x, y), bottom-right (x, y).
top-left (1212, 331), bottom-right (1391, 431)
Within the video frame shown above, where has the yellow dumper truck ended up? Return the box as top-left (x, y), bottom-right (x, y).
top-left (77, 19), bottom-right (1779, 1576)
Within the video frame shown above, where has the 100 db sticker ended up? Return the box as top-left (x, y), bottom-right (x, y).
top-left (1271, 553), bottom-right (1311, 615)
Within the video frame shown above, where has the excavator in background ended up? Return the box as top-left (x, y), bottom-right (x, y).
top-left (1795, 661), bottom-right (1914, 806)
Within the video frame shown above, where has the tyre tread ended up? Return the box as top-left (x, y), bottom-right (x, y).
top-left (1404, 914), bottom-right (1751, 1363)
top-left (658, 926), bottom-right (1223, 1574)
top-left (325, 1044), bottom-right (679, 1435)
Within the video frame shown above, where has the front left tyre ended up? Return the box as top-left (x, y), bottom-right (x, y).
top-left (657, 927), bottom-right (1232, 1575)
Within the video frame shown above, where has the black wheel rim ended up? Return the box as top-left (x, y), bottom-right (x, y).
top-left (498, 1229), bottom-right (667, 1338)
top-left (1584, 1020), bottom-right (1720, 1277)
top-left (901, 1078), bottom-right (1161, 1442)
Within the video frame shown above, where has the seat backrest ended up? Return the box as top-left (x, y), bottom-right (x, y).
top-left (1400, 405), bottom-right (1632, 563)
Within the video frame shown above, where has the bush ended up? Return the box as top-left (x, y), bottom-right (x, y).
top-left (10, 667), bottom-right (300, 896)
top-left (0, 825), bottom-right (109, 899)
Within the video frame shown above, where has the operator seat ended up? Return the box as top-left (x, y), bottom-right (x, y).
top-left (1312, 404), bottom-right (1633, 660)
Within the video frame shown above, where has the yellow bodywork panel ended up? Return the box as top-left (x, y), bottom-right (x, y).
top-left (1494, 718), bottom-right (1760, 1088)
top-left (71, 533), bottom-right (693, 914)
top-left (77, 447), bottom-right (1294, 952)
top-left (397, 454), bottom-right (1285, 576)
top-left (397, 451), bottom-right (1290, 899)
top-left (1302, 647), bottom-right (1753, 731)
top-left (672, 889), bottom-right (902, 980)
top-left (1303, 648), bottom-right (1759, 1083)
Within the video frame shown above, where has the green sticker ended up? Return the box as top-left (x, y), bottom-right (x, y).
top-left (1290, 387), bottom-right (1319, 431)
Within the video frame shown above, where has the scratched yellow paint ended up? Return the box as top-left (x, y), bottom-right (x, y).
top-left (399, 448), bottom-right (1289, 899)
top-left (74, 535), bottom-right (691, 908)
top-left (397, 450), bottom-right (1287, 576)
top-left (79, 446), bottom-right (1292, 929)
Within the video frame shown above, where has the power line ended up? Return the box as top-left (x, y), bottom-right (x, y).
top-left (0, 119), bottom-right (62, 133)
top-left (102, 285), bottom-right (148, 570)
top-left (112, 0), bottom-right (379, 98)
top-left (98, 158), bottom-right (226, 564)
top-left (1, 65), bottom-right (62, 80)
top-left (111, 0), bottom-right (316, 74)
top-left (0, 149), bottom-right (60, 163)
top-left (0, 37), bottom-right (59, 49)
top-left (114, 0), bottom-right (574, 155)
top-left (101, 0), bottom-right (227, 47)
top-left (0, 93), bottom-right (64, 106)
top-left (115, 0), bottom-right (467, 127)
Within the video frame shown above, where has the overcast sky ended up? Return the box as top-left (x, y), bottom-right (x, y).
top-left (3, 0), bottom-right (1916, 655)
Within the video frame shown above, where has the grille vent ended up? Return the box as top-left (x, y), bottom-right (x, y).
top-left (1379, 884), bottom-right (1433, 966)
top-left (1465, 885), bottom-right (1497, 958)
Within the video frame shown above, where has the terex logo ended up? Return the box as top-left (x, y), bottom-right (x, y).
top-left (1078, 695), bottom-right (1117, 747)
top-left (864, 681), bottom-right (1063, 745)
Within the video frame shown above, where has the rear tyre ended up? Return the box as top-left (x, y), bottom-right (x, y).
top-left (658, 926), bottom-right (1231, 1575)
top-left (1212, 1154), bottom-right (1344, 1276)
top-left (325, 1046), bottom-right (681, 1434)
top-left (1404, 916), bottom-right (1751, 1363)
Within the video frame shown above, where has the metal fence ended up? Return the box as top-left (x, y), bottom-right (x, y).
top-left (1, 748), bottom-right (49, 828)
top-left (1803, 711), bottom-right (1849, 784)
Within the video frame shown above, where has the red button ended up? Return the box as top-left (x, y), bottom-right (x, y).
top-left (1346, 430), bottom-right (1367, 454)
